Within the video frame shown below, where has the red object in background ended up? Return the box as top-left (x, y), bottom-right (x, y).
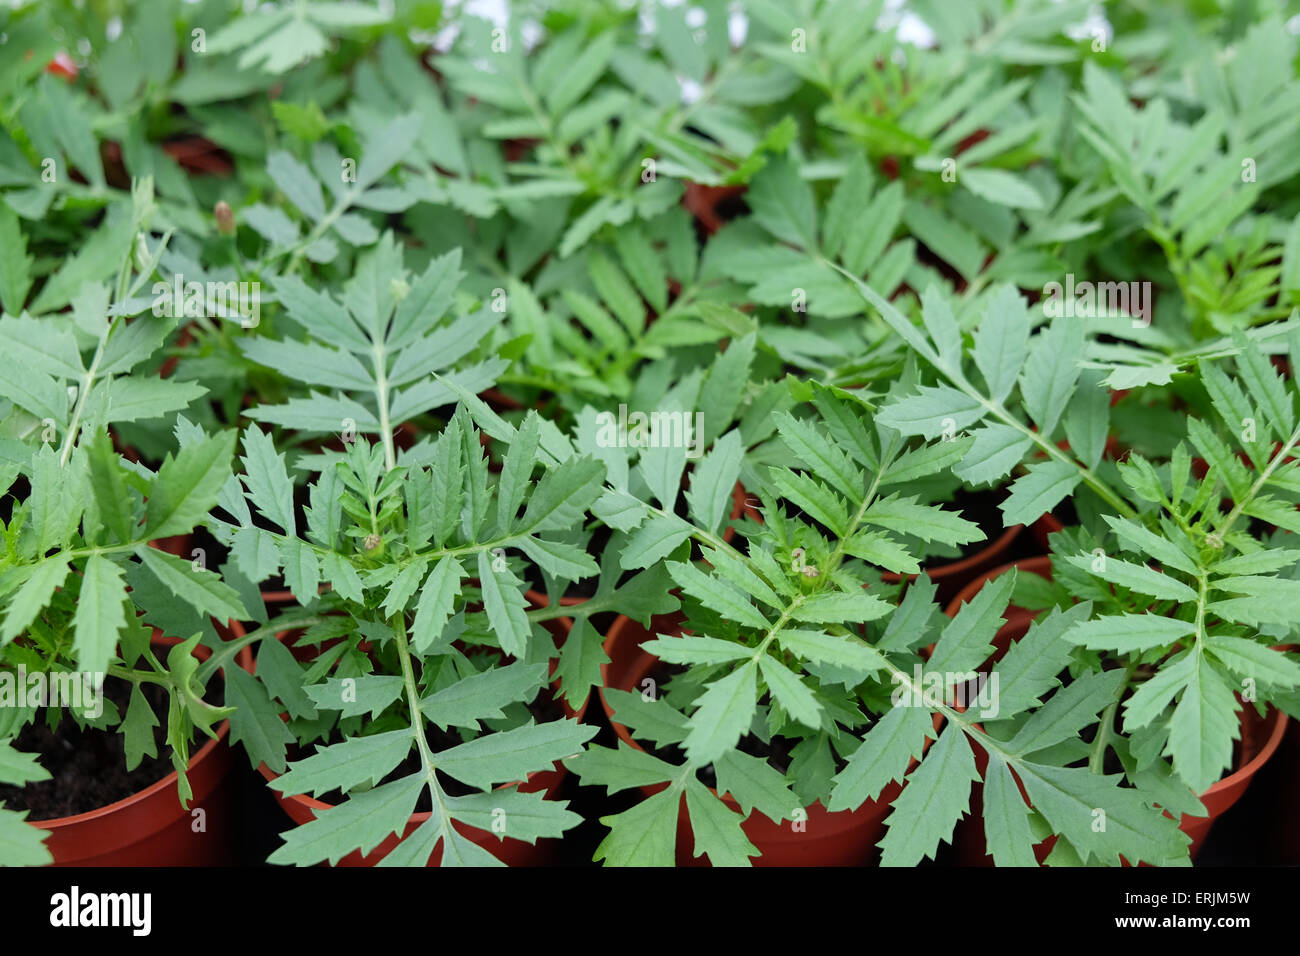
top-left (44, 52), bottom-right (78, 80)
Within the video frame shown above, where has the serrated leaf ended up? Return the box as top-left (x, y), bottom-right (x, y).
top-left (682, 661), bottom-right (758, 765)
top-left (879, 723), bottom-right (978, 866)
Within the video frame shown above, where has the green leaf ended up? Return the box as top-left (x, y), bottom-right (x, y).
top-left (0, 202), bottom-right (33, 314)
top-left (790, 590), bottom-right (891, 624)
top-left (829, 704), bottom-right (933, 810)
top-left (928, 569), bottom-right (1016, 675)
top-left (411, 556), bottom-right (462, 653)
top-left (0, 559), bottom-right (69, 647)
top-left (273, 730), bottom-right (413, 798)
top-left (1016, 761), bottom-right (1190, 865)
top-left (683, 777), bottom-right (757, 866)
top-left (879, 723), bottom-right (979, 866)
top-left (747, 156), bottom-right (818, 251)
top-left (554, 616), bottom-right (607, 709)
top-left (641, 634), bottom-right (753, 666)
top-left (686, 430), bottom-right (743, 534)
top-left (0, 809), bottom-right (51, 866)
top-left (306, 675), bottom-right (405, 719)
top-left (962, 167), bottom-right (1045, 209)
top-left (136, 546), bottom-right (249, 624)
top-left (0, 740), bottom-right (50, 786)
top-left (241, 427), bottom-right (296, 534)
top-left (566, 741), bottom-right (678, 792)
top-left (87, 432), bottom-right (133, 542)
top-left (1019, 317), bottom-right (1084, 437)
top-left (225, 666), bottom-right (296, 775)
top-left (1007, 670), bottom-right (1126, 754)
top-left (0, 316), bottom-right (82, 380)
top-left (1063, 554), bottom-right (1197, 602)
top-left (1102, 515), bottom-right (1199, 576)
top-left (1165, 655), bottom-right (1240, 794)
top-left (1063, 614), bottom-right (1195, 653)
top-left (72, 555), bottom-right (126, 676)
top-left (591, 785), bottom-right (680, 866)
top-left (953, 424), bottom-right (1033, 485)
top-left (1205, 636), bottom-right (1300, 688)
top-left (877, 385), bottom-right (986, 439)
top-left (435, 719), bottom-right (597, 791)
top-left (444, 788), bottom-right (582, 845)
top-left (268, 773), bottom-right (425, 866)
top-left (421, 661), bottom-right (548, 730)
top-left (758, 654), bottom-right (822, 728)
top-left (777, 629), bottom-right (886, 674)
top-left (145, 430), bottom-right (237, 539)
top-left (604, 689), bottom-right (691, 749)
top-left (682, 661), bottom-right (758, 766)
top-left (381, 556), bottom-right (428, 617)
top-left (980, 752), bottom-right (1039, 866)
top-left (667, 561), bottom-right (770, 630)
top-left (774, 412), bottom-right (861, 498)
top-left (713, 749), bottom-right (797, 823)
top-left (101, 377), bottom-right (206, 425)
top-left (1001, 459), bottom-right (1081, 526)
top-left (865, 494), bottom-right (982, 546)
top-left (476, 550), bottom-right (530, 658)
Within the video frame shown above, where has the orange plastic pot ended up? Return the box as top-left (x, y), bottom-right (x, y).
top-left (599, 614), bottom-right (909, 866)
top-left (683, 182), bottom-right (746, 235)
top-left (33, 633), bottom-right (252, 866)
top-left (943, 555), bottom-right (1053, 666)
top-left (883, 513), bottom-right (1063, 606)
top-left (248, 613), bottom-right (588, 867)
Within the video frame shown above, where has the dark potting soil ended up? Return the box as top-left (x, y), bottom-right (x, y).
top-left (0, 678), bottom-right (177, 821)
top-left (946, 487), bottom-right (1006, 553)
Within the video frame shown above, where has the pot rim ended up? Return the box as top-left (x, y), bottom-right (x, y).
top-left (32, 631), bottom-right (248, 833)
top-left (884, 522), bottom-right (1024, 586)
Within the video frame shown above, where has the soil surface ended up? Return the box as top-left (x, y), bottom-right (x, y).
top-left (0, 679), bottom-right (175, 821)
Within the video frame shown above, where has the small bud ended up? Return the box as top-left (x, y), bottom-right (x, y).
top-left (363, 533), bottom-right (381, 551)
top-left (390, 278), bottom-right (410, 302)
top-left (215, 201), bottom-right (235, 236)
top-left (134, 234), bottom-right (150, 271)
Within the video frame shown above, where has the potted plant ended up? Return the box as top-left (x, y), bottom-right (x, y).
top-left (0, 181), bottom-right (254, 864)
top-left (863, 275), bottom-right (1300, 864)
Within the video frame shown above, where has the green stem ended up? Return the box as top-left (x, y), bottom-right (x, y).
top-left (1089, 658), bottom-right (1139, 774)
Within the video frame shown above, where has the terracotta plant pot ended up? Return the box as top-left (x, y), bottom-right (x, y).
top-left (683, 182), bottom-right (747, 235)
top-left (32, 633), bottom-right (252, 866)
top-left (161, 136), bottom-right (233, 176)
top-left (246, 613), bottom-right (589, 867)
top-left (943, 555), bottom-right (1053, 665)
top-left (944, 564), bottom-right (1291, 865)
top-left (599, 614), bottom-right (909, 866)
top-left (883, 511), bottom-right (1062, 607)
top-left (882, 523), bottom-right (1024, 606)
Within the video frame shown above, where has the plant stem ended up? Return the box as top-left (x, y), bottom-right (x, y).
top-left (1089, 658), bottom-right (1139, 774)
